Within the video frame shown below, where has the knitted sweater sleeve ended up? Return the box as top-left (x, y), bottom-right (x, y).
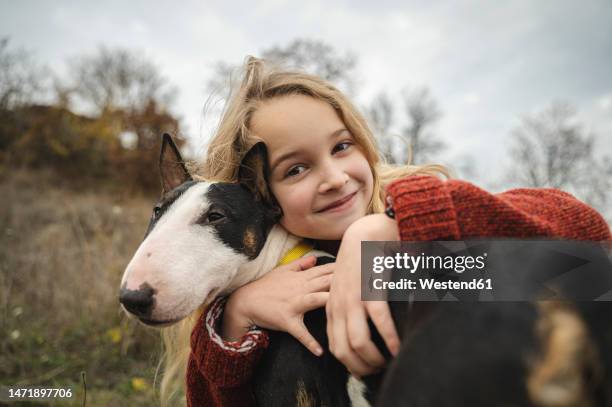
top-left (186, 298), bottom-right (269, 407)
top-left (385, 175), bottom-right (611, 241)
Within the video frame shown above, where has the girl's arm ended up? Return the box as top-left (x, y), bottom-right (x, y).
top-left (186, 255), bottom-right (334, 406)
top-left (386, 175), bottom-right (611, 241)
top-left (186, 297), bottom-right (269, 407)
top-left (326, 175), bottom-right (612, 377)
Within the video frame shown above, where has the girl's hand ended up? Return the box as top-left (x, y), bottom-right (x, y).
top-left (326, 213), bottom-right (401, 377)
top-left (222, 255), bottom-right (333, 356)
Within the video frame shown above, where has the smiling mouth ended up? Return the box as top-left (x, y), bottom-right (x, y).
top-left (317, 191), bottom-right (358, 213)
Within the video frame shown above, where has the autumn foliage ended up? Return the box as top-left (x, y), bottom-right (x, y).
top-left (0, 41), bottom-right (182, 193)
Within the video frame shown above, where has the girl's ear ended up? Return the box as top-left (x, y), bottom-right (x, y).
top-left (159, 133), bottom-right (192, 194)
top-left (238, 142), bottom-right (282, 219)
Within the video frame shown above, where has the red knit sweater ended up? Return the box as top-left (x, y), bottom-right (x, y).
top-left (185, 176), bottom-right (611, 407)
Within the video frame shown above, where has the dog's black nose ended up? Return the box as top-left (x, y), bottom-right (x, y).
top-left (119, 284), bottom-right (155, 318)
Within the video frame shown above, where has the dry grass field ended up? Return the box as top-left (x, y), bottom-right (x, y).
top-left (0, 168), bottom-right (175, 406)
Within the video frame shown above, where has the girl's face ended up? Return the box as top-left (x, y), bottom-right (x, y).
top-left (250, 94), bottom-right (374, 240)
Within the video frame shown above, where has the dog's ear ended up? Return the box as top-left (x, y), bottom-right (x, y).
top-left (238, 142), bottom-right (282, 220)
top-left (159, 133), bottom-right (192, 194)
top-left (238, 141), bottom-right (270, 200)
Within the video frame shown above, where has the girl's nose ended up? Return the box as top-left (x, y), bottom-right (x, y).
top-left (318, 165), bottom-right (349, 193)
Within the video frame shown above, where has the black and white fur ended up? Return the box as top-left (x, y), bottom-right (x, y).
top-left (120, 136), bottom-right (298, 325)
top-left (119, 134), bottom-right (367, 406)
top-left (120, 134), bottom-right (612, 407)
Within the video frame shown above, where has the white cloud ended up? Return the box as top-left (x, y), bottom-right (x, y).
top-left (463, 93), bottom-right (480, 105)
top-left (129, 20), bottom-right (149, 35)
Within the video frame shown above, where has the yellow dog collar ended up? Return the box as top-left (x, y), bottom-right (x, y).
top-left (278, 241), bottom-right (315, 265)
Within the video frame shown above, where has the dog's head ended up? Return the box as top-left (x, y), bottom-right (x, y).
top-left (119, 134), bottom-right (280, 326)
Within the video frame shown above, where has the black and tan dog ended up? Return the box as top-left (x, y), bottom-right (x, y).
top-left (120, 134), bottom-right (612, 406)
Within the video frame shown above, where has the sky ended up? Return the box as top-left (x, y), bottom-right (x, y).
top-left (2, 0), bottom-right (611, 189)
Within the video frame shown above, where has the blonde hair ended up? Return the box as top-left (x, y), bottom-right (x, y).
top-left (158, 56), bottom-right (449, 406)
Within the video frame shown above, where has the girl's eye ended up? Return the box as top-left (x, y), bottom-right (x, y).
top-left (333, 142), bottom-right (352, 154)
top-left (286, 165), bottom-right (306, 178)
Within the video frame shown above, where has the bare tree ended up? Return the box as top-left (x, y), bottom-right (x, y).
top-left (205, 61), bottom-right (236, 104)
top-left (0, 38), bottom-right (44, 110)
top-left (366, 91), bottom-right (397, 163)
top-left (0, 38), bottom-right (47, 155)
top-left (206, 38), bottom-right (358, 100)
top-left (507, 101), bottom-right (612, 214)
top-left (262, 38), bottom-right (357, 95)
top-left (68, 46), bottom-right (180, 151)
top-left (70, 46), bottom-right (177, 115)
top-left (399, 87), bottom-right (445, 164)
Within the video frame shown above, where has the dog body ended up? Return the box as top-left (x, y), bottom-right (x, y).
top-left (120, 135), bottom-right (612, 406)
top-left (120, 135), bottom-right (362, 405)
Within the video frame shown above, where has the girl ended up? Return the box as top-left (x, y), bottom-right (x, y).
top-left (160, 56), bottom-right (611, 407)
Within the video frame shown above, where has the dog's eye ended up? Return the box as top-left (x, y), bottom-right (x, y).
top-left (153, 205), bottom-right (162, 218)
top-left (207, 212), bottom-right (225, 222)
